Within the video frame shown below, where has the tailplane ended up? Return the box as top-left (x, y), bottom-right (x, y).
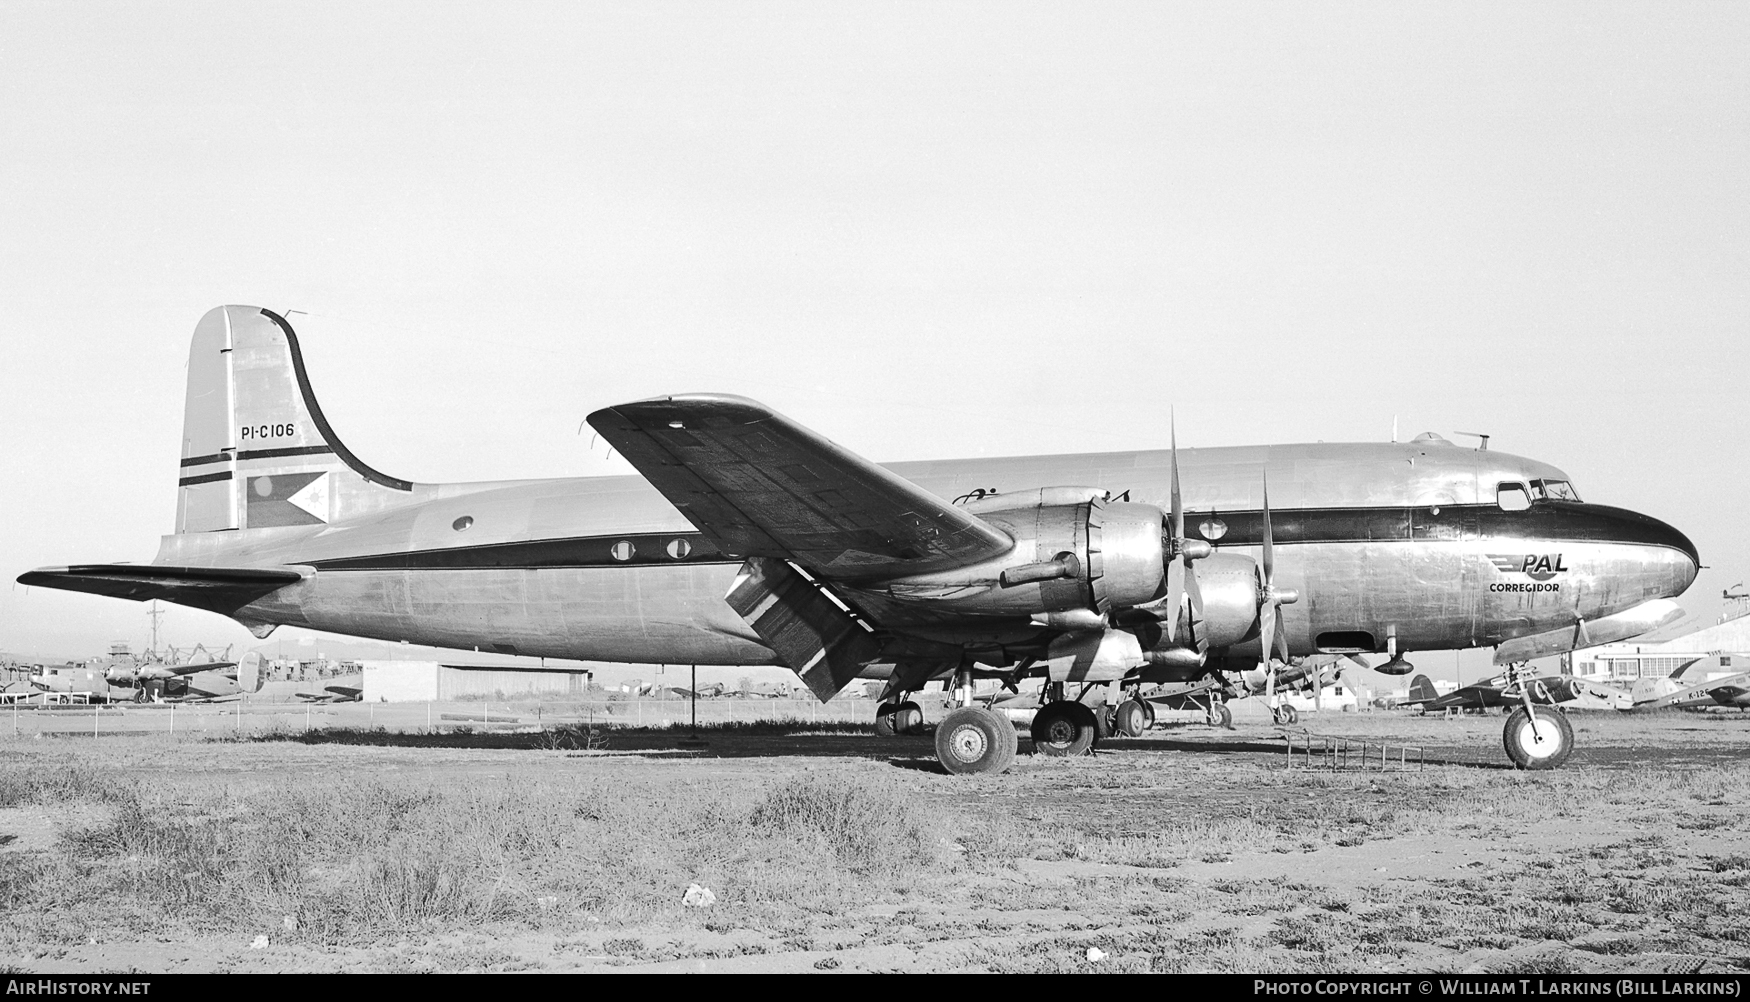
top-left (176, 306), bottom-right (415, 533)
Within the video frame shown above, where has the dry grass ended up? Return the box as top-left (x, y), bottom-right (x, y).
top-left (0, 711), bottom-right (1745, 972)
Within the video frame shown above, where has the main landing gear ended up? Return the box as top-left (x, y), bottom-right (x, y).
top-left (934, 668), bottom-right (1017, 775)
top-left (1029, 682), bottom-right (1112, 756)
top-left (1031, 699), bottom-right (1098, 756)
top-left (874, 700), bottom-right (924, 737)
top-left (1112, 697), bottom-right (1154, 738)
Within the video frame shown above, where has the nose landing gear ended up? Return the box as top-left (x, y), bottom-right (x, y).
top-left (1500, 663), bottom-right (1575, 770)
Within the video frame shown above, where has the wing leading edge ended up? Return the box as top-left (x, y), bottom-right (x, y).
top-left (587, 394), bottom-right (1013, 579)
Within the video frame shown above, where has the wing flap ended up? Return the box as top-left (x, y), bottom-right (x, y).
top-left (588, 394), bottom-right (1012, 579)
top-left (17, 564), bottom-right (305, 615)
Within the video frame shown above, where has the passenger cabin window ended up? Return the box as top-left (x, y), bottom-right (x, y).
top-left (1496, 483), bottom-right (1531, 511)
top-left (1530, 479), bottom-right (1581, 502)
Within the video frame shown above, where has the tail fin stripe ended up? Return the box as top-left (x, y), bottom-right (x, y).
top-left (179, 452), bottom-right (232, 468)
top-left (237, 445), bottom-right (336, 462)
top-left (178, 471), bottom-right (233, 487)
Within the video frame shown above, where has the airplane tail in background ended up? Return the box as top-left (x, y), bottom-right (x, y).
top-left (1407, 674), bottom-right (1439, 703)
top-left (238, 652), bottom-right (264, 693)
top-left (176, 306), bottom-right (416, 533)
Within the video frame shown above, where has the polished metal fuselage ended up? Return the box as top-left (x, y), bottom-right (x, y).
top-left (150, 434), bottom-right (1699, 678)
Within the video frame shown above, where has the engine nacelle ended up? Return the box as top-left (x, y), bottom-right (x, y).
top-left (881, 490), bottom-right (1166, 618)
top-left (1148, 551), bottom-right (1261, 652)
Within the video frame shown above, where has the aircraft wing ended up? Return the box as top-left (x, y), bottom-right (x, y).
top-left (137, 661), bottom-right (239, 680)
top-left (587, 394), bottom-right (1013, 579)
top-left (16, 564), bottom-right (305, 615)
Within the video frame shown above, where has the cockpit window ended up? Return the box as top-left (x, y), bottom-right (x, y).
top-left (1530, 479), bottom-right (1581, 502)
top-left (1496, 482), bottom-right (1531, 511)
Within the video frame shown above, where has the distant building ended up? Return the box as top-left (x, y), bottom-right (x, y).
top-left (1565, 606), bottom-right (1750, 682)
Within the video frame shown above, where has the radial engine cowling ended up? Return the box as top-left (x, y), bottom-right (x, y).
top-left (880, 489), bottom-right (1166, 618)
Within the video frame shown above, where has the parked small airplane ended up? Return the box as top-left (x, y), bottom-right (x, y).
top-left (1401, 672), bottom-right (1624, 713)
top-left (665, 682), bottom-right (727, 699)
top-left (18, 307), bottom-right (1700, 773)
top-left (294, 684), bottom-right (363, 703)
top-left (29, 652), bottom-right (262, 703)
top-left (1629, 656), bottom-right (1750, 711)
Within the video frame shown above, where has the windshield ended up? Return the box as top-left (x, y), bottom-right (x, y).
top-left (1530, 479), bottom-right (1582, 502)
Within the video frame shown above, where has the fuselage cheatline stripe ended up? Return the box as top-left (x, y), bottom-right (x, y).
top-left (296, 502), bottom-right (1693, 574)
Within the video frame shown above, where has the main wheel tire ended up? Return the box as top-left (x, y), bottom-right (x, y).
top-left (1207, 702), bottom-right (1234, 728)
top-left (894, 700), bottom-right (925, 735)
top-left (873, 703), bottom-right (899, 737)
top-left (1114, 699), bottom-right (1150, 738)
top-left (1271, 704), bottom-right (1297, 725)
top-left (1030, 701), bottom-right (1097, 757)
top-left (936, 707), bottom-right (1018, 775)
top-left (1142, 701), bottom-right (1156, 727)
top-left (1092, 704), bottom-right (1112, 743)
top-left (1503, 704), bottom-right (1574, 770)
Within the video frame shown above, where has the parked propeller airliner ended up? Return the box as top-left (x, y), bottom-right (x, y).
top-left (19, 307), bottom-right (1700, 772)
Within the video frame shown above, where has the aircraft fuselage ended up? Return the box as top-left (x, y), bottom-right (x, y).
top-left (153, 438), bottom-right (1698, 677)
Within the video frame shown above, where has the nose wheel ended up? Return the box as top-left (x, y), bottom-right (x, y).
top-left (1503, 704), bottom-right (1573, 770)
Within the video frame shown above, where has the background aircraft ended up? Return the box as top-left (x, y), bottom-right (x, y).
top-left (294, 684), bottom-right (363, 703)
top-left (17, 307), bottom-right (1700, 774)
top-left (1630, 656), bottom-right (1750, 711)
top-left (1401, 672), bottom-right (1625, 713)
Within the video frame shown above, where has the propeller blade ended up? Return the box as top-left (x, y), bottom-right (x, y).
top-left (1184, 563), bottom-right (1206, 650)
top-left (1260, 472), bottom-right (1274, 586)
top-left (1170, 413), bottom-right (1185, 544)
top-left (1259, 601), bottom-right (1277, 668)
top-left (1164, 556), bottom-right (1185, 643)
top-left (1272, 608), bottom-right (1290, 664)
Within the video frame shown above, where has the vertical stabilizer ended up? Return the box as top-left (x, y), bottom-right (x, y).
top-left (175, 306), bottom-right (415, 534)
top-left (1407, 674), bottom-right (1439, 703)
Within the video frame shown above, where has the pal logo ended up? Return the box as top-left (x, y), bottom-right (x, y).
top-left (1488, 554), bottom-right (1568, 582)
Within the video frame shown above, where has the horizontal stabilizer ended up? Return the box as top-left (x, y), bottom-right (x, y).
top-left (16, 564), bottom-right (305, 615)
top-left (588, 394), bottom-right (1012, 579)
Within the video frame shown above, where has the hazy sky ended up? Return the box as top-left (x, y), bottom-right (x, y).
top-left (3, 2), bottom-right (1745, 677)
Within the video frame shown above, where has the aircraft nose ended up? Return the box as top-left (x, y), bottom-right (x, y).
top-left (1627, 508), bottom-right (1699, 596)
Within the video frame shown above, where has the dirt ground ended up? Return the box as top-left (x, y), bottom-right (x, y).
top-left (0, 708), bottom-right (1746, 974)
